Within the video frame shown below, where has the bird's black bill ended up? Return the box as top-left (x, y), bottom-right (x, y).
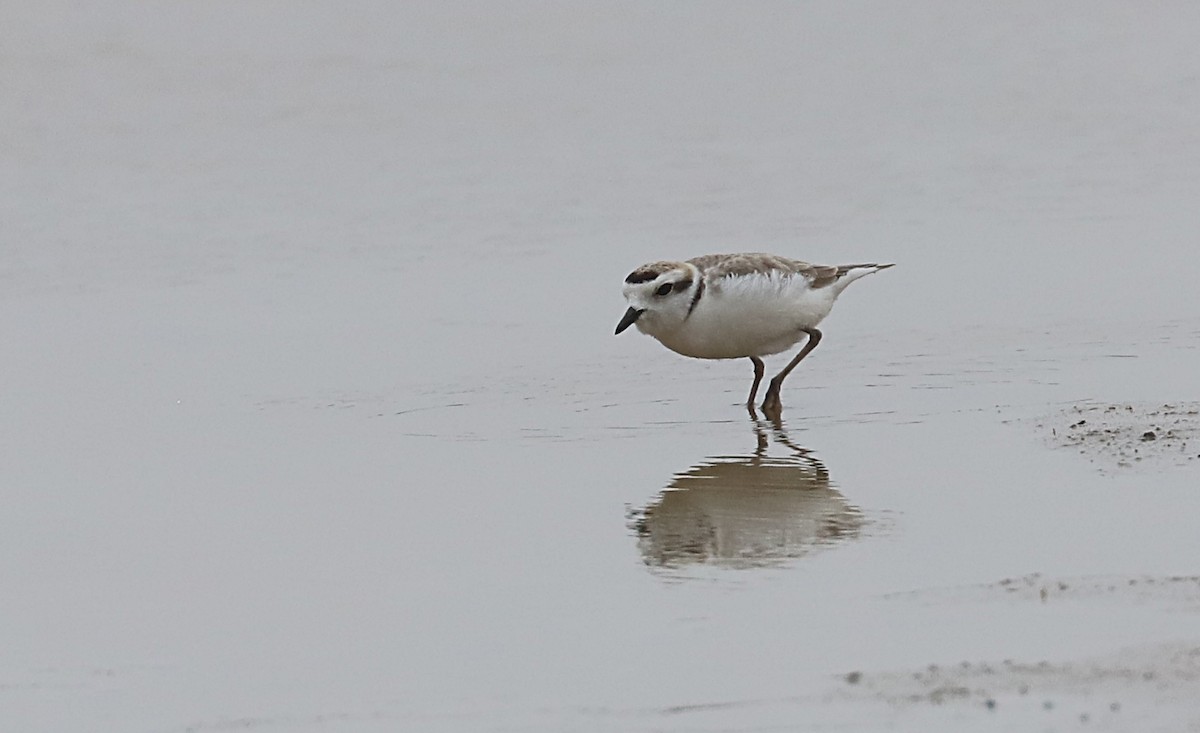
top-left (614, 307), bottom-right (645, 335)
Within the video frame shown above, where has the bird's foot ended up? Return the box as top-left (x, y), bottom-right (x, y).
top-left (760, 390), bottom-right (783, 418)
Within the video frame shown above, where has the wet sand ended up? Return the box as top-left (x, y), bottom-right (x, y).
top-left (4, 3), bottom-right (1200, 732)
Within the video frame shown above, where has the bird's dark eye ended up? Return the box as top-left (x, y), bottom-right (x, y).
top-left (655, 282), bottom-right (673, 296)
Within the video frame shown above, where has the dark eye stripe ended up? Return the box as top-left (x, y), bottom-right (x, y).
top-left (654, 279), bottom-right (692, 297)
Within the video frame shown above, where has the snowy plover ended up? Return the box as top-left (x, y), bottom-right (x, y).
top-left (615, 253), bottom-right (893, 414)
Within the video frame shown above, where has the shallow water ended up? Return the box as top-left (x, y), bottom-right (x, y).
top-left (4, 3), bottom-right (1200, 731)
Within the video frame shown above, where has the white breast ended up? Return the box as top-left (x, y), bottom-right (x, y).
top-left (655, 273), bottom-right (836, 359)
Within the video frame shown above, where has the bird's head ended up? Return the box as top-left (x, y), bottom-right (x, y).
top-left (615, 261), bottom-right (702, 337)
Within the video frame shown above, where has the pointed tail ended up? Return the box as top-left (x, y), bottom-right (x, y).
top-left (831, 263), bottom-right (894, 294)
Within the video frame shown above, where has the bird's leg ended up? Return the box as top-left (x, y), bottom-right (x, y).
top-left (761, 328), bottom-right (822, 415)
top-left (746, 356), bottom-right (766, 412)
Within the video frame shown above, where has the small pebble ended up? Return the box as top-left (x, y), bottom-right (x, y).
top-left (1141, 430), bottom-right (1157, 441)
top-left (984, 698), bottom-right (996, 710)
top-left (844, 671), bottom-right (862, 685)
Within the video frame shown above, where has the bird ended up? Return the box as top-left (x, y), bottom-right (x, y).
top-left (615, 253), bottom-right (893, 415)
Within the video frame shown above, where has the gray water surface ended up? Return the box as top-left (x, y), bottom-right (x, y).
top-left (4, 3), bottom-right (1200, 731)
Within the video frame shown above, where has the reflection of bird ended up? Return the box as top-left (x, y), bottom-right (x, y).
top-left (629, 418), bottom-right (864, 571)
top-left (615, 253), bottom-right (892, 415)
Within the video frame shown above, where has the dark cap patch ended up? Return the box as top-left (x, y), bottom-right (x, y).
top-left (624, 261), bottom-right (678, 284)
